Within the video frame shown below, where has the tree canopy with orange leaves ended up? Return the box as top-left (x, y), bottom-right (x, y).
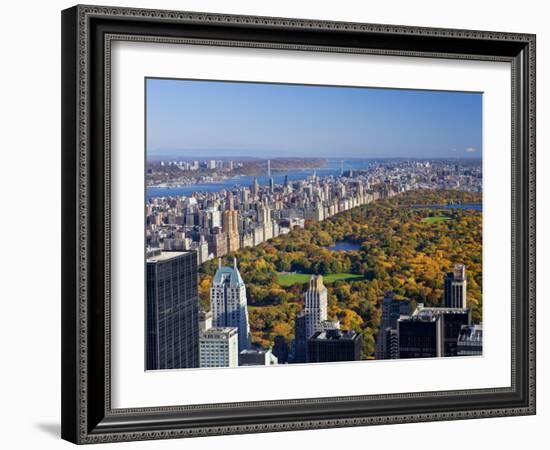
top-left (199, 189), bottom-right (482, 359)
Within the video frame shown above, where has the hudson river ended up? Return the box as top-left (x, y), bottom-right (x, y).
top-left (147, 159), bottom-right (371, 199)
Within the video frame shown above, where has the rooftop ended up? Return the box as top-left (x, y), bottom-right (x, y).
top-left (200, 327), bottom-right (238, 339)
top-left (309, 329), bottom-right (359, 341)
top-left (212, 258), bottom-right (245, 287)
top-left (239, 349), bottom-right (271, 355)
top-left (146, 251), bottom-right (189, 263)
top-left (446, 263), bottom-right (466, 281)
top-left (308, 275), bottom-right (327, 292)
top-left (400, 305), bottom-right (470, 322)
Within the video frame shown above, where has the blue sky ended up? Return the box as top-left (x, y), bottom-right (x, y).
top-left (146, 78), bottom-right (482, 159)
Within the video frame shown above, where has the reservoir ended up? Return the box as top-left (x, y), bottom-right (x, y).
top-left (412, 203), bottom-right (482, 212)
top-left (326, 240), bottom-right (362, 252)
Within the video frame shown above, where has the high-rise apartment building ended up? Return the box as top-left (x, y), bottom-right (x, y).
top-left (444, 264), bottom-right (468, 308)
top-left (210, 258), bottom-right (250, 352)
top-left (199, 327), bottom-right (239, 368)
top-left (206, 229), bottom-right (227, 258)
top-left (146, 250), bottom-right (199, 370)
top-left (304, 275), bottom-right (328, 340)
top-left (195, 235), bottom-right (210, 265)
top-left (223, 193), bottom-right (240, 252)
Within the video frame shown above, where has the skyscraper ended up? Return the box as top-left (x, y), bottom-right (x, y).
top-left (375, 292), bottom-right (411, 360)
top-left (195, 235), bottom-right (210, 265)
top-left (304, 275), bottom-right (328, 340)
top-left (146, 250), bottom-right (199, 370)
top-left (250, 177), bottom-right (259, 197)
top-left (398, 311), bottom-right (442, 359)
top-left (210, 258), bottom-right (251, 352)
top-left (206, 229), bottom-right (227, 258)
top-left (273, 335), bottom-right (290, 364)
top-left (397, 305), bottom-right (471, 359)
top-left (307, 329), bottom-right (362, 363)
top-left (223, 193), bottom-right (240, 252)
top-left (258, 199), bottom-right (270, 224)
top-left (292, 311), bottom-right (307, 363)
top-left (384, 328), bottom-right (399, 359)
top-left (381, 292), bottom-right (411, 329)
top-left (444, 264), bottom-right (468, 308)
top-left (440, 308), bottom-right (471, 356)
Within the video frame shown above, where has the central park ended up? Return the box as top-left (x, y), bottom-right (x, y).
top-left (198, 189), bottom-right (482, 359)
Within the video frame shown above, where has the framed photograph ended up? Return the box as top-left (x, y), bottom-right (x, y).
top-left (61, 5), bottom-right (536, 444)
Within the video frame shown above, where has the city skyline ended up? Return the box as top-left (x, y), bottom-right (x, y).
top-left (145, 157), bottom-right (483, 369)
top-left (146, 78), bottom-right (483, 159)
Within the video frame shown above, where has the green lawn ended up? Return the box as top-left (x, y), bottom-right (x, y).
top-left (276, 272), bottom-right (364, 287)
top-left (422, 215), bottom-right (451, 223)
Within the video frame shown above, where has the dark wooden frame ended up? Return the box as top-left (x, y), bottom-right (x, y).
top-left (61, 4), bottom-right (536, 444)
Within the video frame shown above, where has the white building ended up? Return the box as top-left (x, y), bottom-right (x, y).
top-left (210, 258), bottom-right (251, 352)
top-left (199, 310), bottom-right (212, 333)
top-left (195, 236), bottom-right (210, 265)
top-left (199, 327), bottom-right (239, 368)
top-left (304, 275), bottom-right (328, 339)
top-left (320, 320), bottom-right (340, 331)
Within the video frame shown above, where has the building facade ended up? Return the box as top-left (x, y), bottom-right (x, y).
top-left (210, 258), bottom-right (251, 352)
top-left (398, 313), bottom-right (443, 359)
top-left (206, 229), bottom-right (228, 258)
top-left (307, 329), bottom-right (362, 363)
top-left (199, 310), bottom-right (212, 333)
top-left (444, 263), bottom-right (468, 308)
top-left (222, 194), bottom-right (240, 253)
top-left (273, 335), bottom-right (289, 364)
top-left (199, 327), bottom-right (239, 368)
top-left (239, 349), bottom-right (278, 366)
top-left (146, 250), bottom-right (199, 370)
top-left (457, 324), bottom-right (483, 356)
top-left (375, 292), bottom-right (411, 360)
top-left (398, 305), bottom-right (471, 359)
top-left (304, 275), bottom-right (328, 340)
top-left (441, 308), bottom-right (471, 356)
top-left (292, 311), bottom-right (307, 364)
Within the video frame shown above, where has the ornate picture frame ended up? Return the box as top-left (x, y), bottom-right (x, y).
top-left (61, 4), bottom-right (536, 444)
